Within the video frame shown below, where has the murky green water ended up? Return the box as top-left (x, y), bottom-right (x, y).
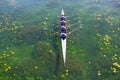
top-left (0, 0), bottom-right (120, 80)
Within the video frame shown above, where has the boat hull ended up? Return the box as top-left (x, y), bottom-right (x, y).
top-left (61, 39), bottom-right (66, 65)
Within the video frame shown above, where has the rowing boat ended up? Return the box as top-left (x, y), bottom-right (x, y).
top-left (60, 9), bottom-right (67, 65)
top-left (60, 9), bottom-right (83, 65)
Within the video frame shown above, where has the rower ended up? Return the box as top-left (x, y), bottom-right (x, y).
top-left (61, 26), bottom-right (66, 33)
top-left (61, 20), bottom-right (66, 26)
top-left (61, 15), bottom-right (65, 20)
top-left (61, 33), bottom-right (67, 40)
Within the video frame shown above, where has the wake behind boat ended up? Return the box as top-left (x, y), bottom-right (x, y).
top-left (60, 9), bottom-right (67, 65)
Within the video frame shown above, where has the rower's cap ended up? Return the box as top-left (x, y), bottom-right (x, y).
top-left (61, 16), bottom-right (65, 20)
top-left (61, 33), bottom-right (66, 40)
top-left (61, 26), bottom-right (66, 31)
top-left (61, 20), bottom-right (66, 25)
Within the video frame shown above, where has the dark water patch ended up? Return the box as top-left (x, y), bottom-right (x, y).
top-left (88, 55), bottom-right (114, 80)
top-left (32, 41), bottom-right (55, 62)
top-left (51, 32), bottom-right (61, 74)
top-left (30, 41), bottom-right (57, 79)
top-left (16, 26), bottom-right (51, 45)
top-left (8, 59), bottom-right (55, 79)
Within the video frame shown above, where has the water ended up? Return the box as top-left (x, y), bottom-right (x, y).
top-left (0, 0), bottom-right (120, 80)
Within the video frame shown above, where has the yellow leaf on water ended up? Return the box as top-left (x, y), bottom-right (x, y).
top-left (34, 66), bottom-right (38, 69)
top-left (61, 74), bottom-right (65, 78)
top-left (66, 69), bottom-right (69, 73)
top-left (113, 62), bottom-right (120, 68)
top-left (111, 67), bottom-right (117, 73)
top-left (97, 71), bottom-right (101, 76)
top-left (49, 50), bottom-right (53, 53)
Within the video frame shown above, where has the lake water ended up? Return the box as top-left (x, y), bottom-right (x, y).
top-left (0, 0), bottom-right (120, 80)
